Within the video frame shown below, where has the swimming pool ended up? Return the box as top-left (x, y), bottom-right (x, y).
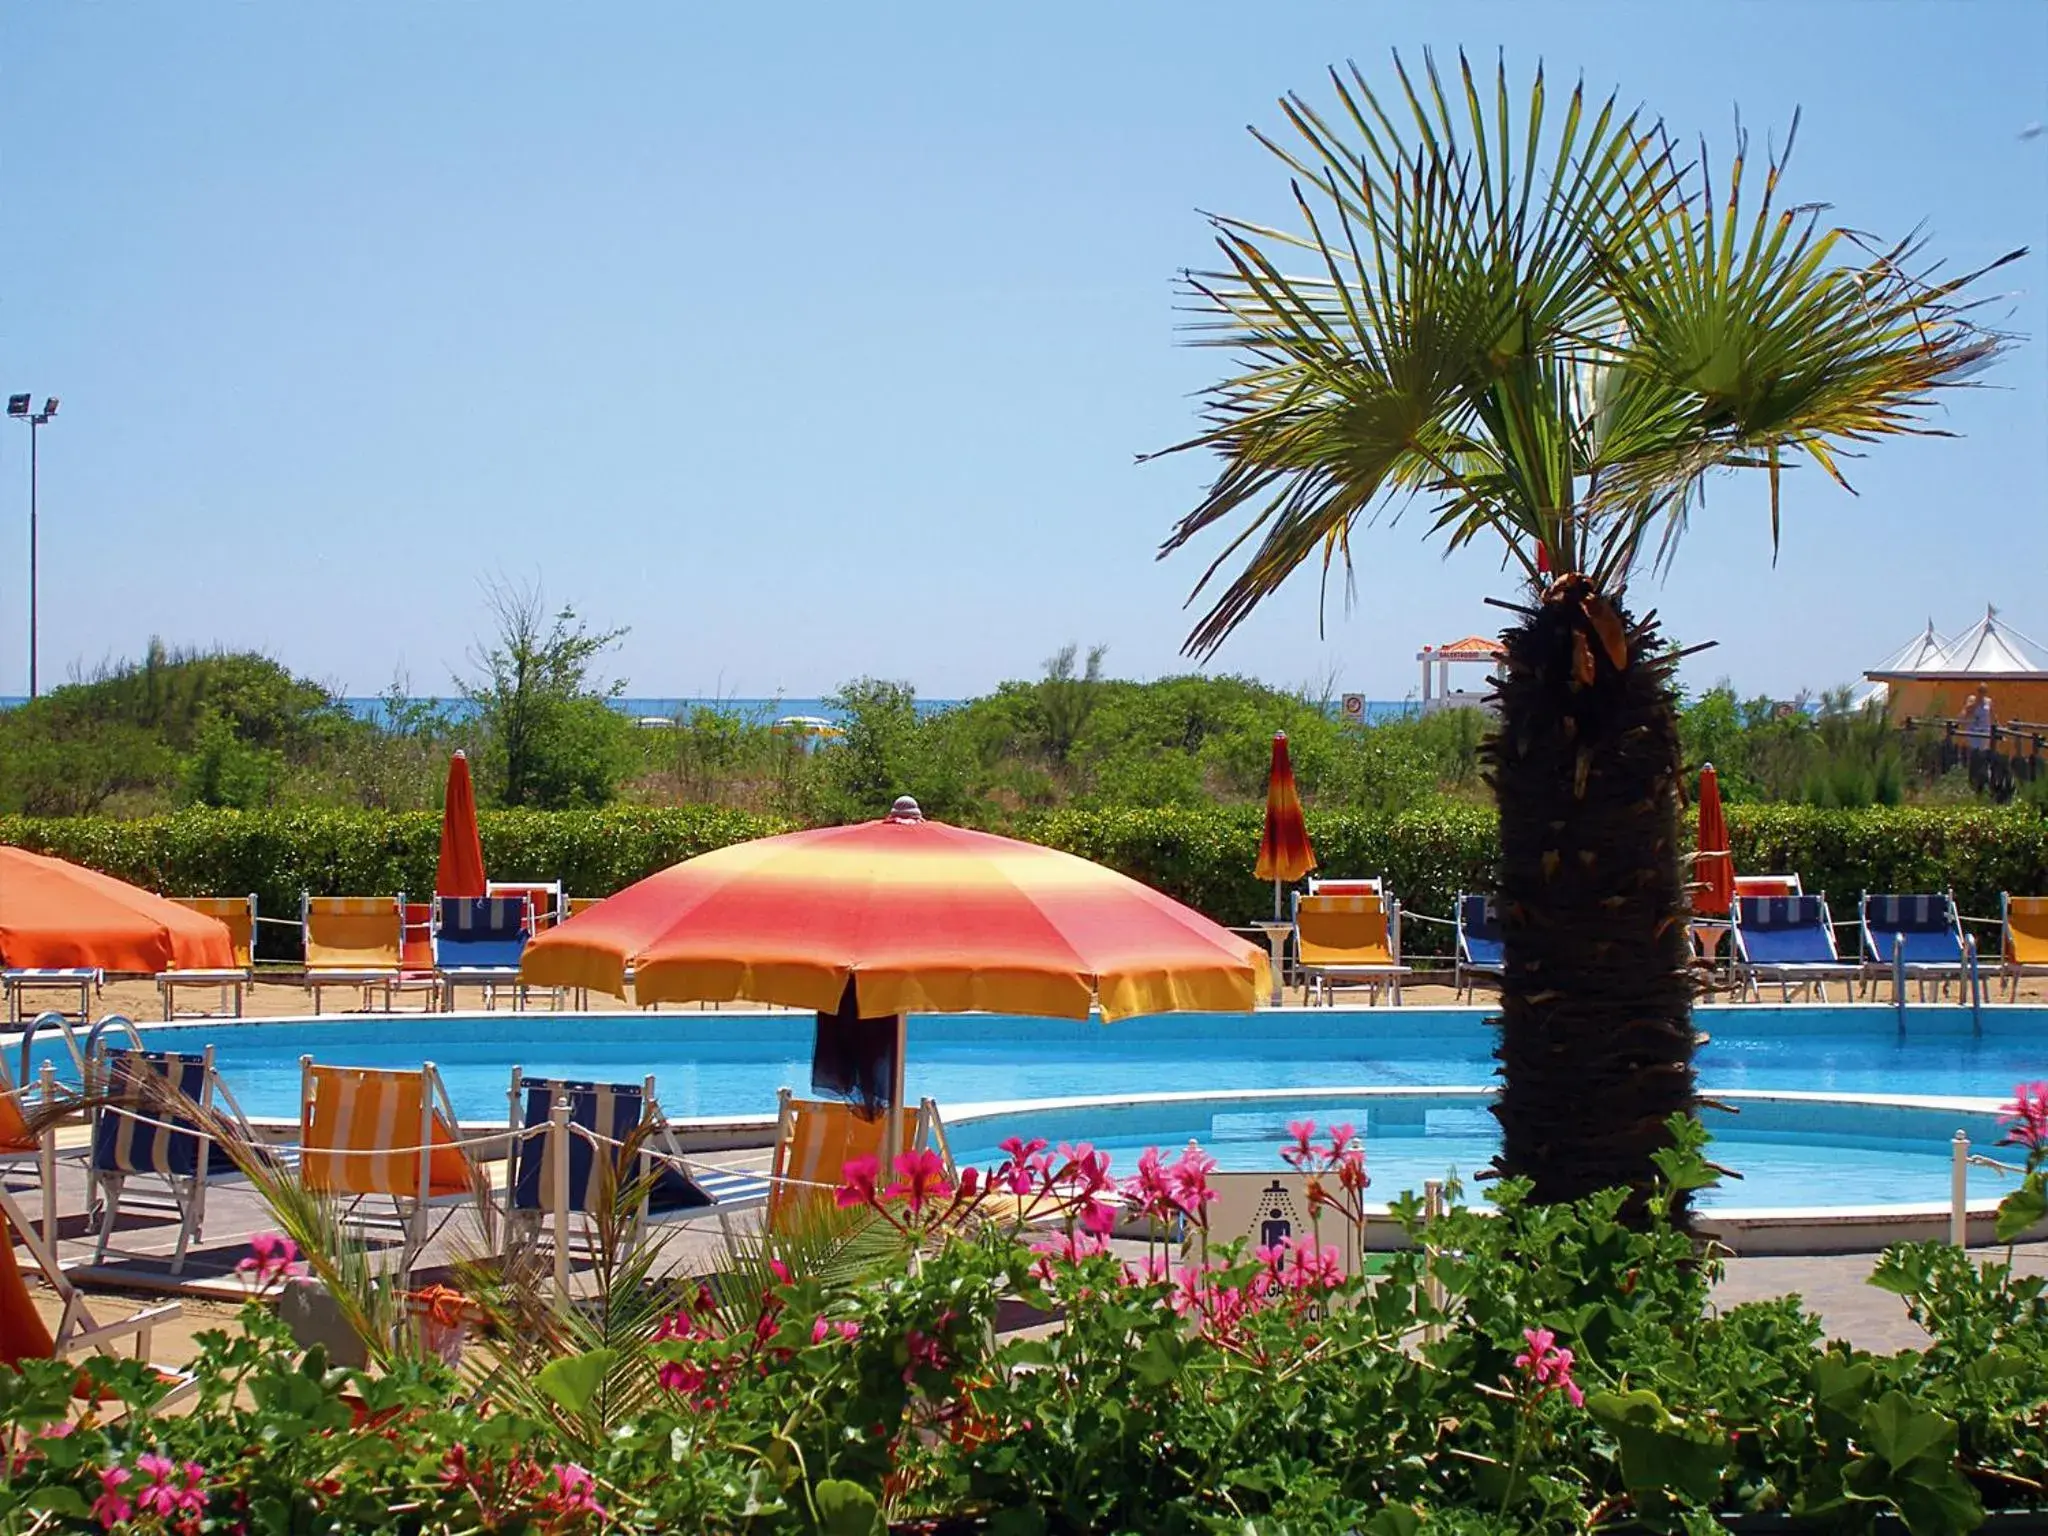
top-left (940, 1089), bottom-right (2019, 1212)
top-left (49, 1003), bottom-right (2038, 1120)
top-left (20, 1004), bottom-right (2038, 1216)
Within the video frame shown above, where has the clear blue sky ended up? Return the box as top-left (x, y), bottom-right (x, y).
top-left (4, 4), bottom-right (2044, 705)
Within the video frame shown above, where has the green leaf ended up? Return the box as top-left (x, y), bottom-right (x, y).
top-left (1363, 1504), bottom-right (1422, 1536)
top-left (1131, 1331), bottom-right (1186, 1388)
top-left (536, 1347), bottom-right (619, 1416)
top-left (813, 1478), bottom-right (884, 1536)
top-left (1994, 1171), bottom-right (2048, 1244)
top-left (25, 1489), bottom-right (91, 1519)
top-left (1860, 1393), bottom-right (1954, 1472)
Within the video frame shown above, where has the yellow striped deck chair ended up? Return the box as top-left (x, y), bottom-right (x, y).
top-left (767, 1090), bottom-right (918, 1229)
top-left (161, 895), bottom-right (257, 1019)
top-left (298, 1059), bottom-right (484, 1273)
top-left (2002, 894), bottom-right (2048, 1000)
top-left (1294, 893), bottom-right (1412, 1006)
top-left (302, 895), bottom-right (404, 1013)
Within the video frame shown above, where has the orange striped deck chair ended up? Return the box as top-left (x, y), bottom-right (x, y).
top-left (2002, 894), bottom-right (2048, 1000)
top-left (767, 1089), bottom-right (919, 1229)
top-left (1, 1182), bottom-right (187, 1393)
top-left (302, 895), bottom-right (404, 1013)
top-left (1294, 892), bottom-right (1412, 1006)
top-left (161, 894), bottom-right (257, 1019)
top-left (298, 1059), bottom-right (484, 1272)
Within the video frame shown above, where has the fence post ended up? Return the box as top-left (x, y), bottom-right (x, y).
top-left (1422, 1178), bottom-right (1446, 1340)
top-left (1950, 1131), bottom-right (1970, 1248)
top-left (550, 1094), bottom-right (572, 1301)
top-left (37, 1061), bottom-right (58, 1248)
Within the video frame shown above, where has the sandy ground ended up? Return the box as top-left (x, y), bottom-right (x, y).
top-left (78, 972), bottom-right (2048, 1022)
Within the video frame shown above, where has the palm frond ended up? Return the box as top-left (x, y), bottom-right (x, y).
top-left (1156, 49), bottom-right (2024, 652)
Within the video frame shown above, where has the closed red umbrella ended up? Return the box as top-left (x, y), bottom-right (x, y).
top-left (1695, 763), bottom-right (1734, 918)
top-left (436, 751), bottom-right (487, 898)
top-left (1255, 732), bottom-right (1316, 919)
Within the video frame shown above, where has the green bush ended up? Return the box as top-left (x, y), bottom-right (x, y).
top-left (5, 802), bottom-right (2044, 966)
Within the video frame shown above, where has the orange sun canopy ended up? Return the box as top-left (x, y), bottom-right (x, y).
top-left (0, 846), bottom-right (234, 973)
top-left (521, 811), bottom-right (1267, 1021)
top-left (1255, 731), bottom-right (1316, 885)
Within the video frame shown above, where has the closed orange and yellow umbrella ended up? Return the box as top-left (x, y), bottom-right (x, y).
top-left (521, 801), bottom-right (1266, 1021)
top-left (1694, 763), bottom-right (1734, 918)
top-left (0, 846), bottom-right (233, 973)
top-left (436, 751), bottom-right (487, 899)
top-left (1255, 730), bottom-right (1316, 918)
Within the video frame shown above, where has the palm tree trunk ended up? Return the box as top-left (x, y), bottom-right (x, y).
top-left (1483, 577), bottom-right (1698, 1222)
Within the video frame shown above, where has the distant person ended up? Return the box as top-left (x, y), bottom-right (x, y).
top-left (1962, 684), bottom-right (1997, 789)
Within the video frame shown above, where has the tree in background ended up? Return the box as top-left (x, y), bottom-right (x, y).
top-left (1155, 52), bottom-right (2019, 1216)
top-left (1036, 643), bottom-right (1109, 767)
top-left (463, 579), bottom-right (633, 810)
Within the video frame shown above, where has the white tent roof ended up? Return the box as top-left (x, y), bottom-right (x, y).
top-left (1930, 607), bottom-right (2048, 676)
top-left (1866, 619), bottom-right (1952, 677)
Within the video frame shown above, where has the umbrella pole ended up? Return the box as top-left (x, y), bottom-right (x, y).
top-left (890, 1014), bottom-right (908, 1160)
top-left (1273, 879), bottom-right (1282, 922)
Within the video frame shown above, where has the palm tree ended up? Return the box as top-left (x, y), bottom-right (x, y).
top-left (1155, 53), bottom-right (2022, 1218)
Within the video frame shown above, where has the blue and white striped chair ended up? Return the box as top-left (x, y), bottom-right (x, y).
top-left (504, 1071), bottom-right (763, 1264)
top-left (87, 1045), bottom-right (253, 1274)
top-left (1733, 894), bottom-right (1860, 1001)
top-left (1859, 892), bottom-right (1969, 1000)
top-left (1454, 894), bottom-right (1505, 1001)
top-left (435, 896), bottom-right (534, 1011)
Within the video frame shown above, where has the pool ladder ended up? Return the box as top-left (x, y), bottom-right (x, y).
top-left (1888, 937), bottom-right (1983, 1039)
top-left (17, 1010), bottom-right (147, 1091)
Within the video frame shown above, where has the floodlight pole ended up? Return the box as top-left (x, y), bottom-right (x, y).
top-left (8, 396), bottom-right (55, 699)
top-left (27, 412), bottom-right (39, 699)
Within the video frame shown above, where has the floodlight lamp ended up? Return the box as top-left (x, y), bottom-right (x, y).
top-left (41, 398), bottom-right (57, 418)
top-left (5, 395), bottom-right (28, 417)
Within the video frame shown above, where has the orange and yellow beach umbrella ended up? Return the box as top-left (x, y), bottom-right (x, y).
top-left (1255, 731), bottom-right (1316, 918)
top-left (520, 800), bottom-right (1266, 1021)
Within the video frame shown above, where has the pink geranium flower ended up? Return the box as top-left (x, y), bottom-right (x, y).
top-left (883, 1147), bottom-right (953, 1214)
top-left (1282, 1119), bottom-right (1318, 1168)
top-left (2000, 1082), bottom-right (2048, 1159)
top-left (1514, 1327), bottom-right (1585, 1408)
top-left (91, 1467), bottom-right (133, 1530)
top-left (835, 1155), bottom-right (881, 1209)
top-left (236, 1232), bottom-right (304, 1286)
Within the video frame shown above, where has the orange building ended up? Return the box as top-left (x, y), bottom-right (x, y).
top-left (1864, 608), bottom-right (2048, 727)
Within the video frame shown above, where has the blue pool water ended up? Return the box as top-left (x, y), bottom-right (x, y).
top-left (25, 1005), bottom-right (2041, 1210)
top-left (943, 1093), bottom-right (2021, 1212)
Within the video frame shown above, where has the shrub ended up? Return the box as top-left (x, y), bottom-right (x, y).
top-left (3, 803), bottom-right (2043, 964)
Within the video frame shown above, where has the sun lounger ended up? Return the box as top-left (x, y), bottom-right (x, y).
top-left (504, 1071), bottom-right (747, 1266)
top-left (301, 894), bottom-right (438, 1013)
top-left (0, 1054), bottom-right (69, 1243)
top-left (298, 1059), bottom-right (486, 1276)
top-left (2000, 894), bottom-right (2048, 1000)
top-left (1307, 876), bottom-right (1384, 898)
top-left (1, 1184), bottom-right (189, 1396)
top-left (159, 894), bottom-right (257, 1019)
top-left (1859, 892), bottom-right (1968, 1000)
top-left (86, 1044), bottom-right (257, 1275)
top-left (767, 1089), bottom-right (919, 1229)
top-left (1293, 892), bottom-right (1411, 1005)
top-left (1735, 873), bottom-right (1804, 899)
top-left (3, 969), bottom-right (101, 1028)
top-left (488, 880), bottom-right (565, 931)
top-left (1454, 894), bottom-right (1504, 1001)
top-left (435, 896), bottom-right (533, 1010)
top-left (1732, 894), bottom-right (1860, 1002)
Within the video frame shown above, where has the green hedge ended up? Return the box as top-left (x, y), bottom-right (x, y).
top-left (6, 803), bottom-right (2045, 965)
